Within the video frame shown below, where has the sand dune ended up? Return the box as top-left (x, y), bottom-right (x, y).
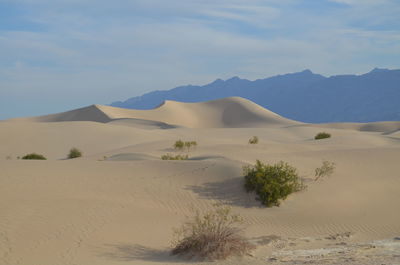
top-left (10, 97), bottom-right (300, 128)
top-left (13, 104), bottom-right (113, 123)
top-left (0, 97), bottom-right (399, 265)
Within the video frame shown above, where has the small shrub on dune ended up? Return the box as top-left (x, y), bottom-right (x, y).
top-left (171, 205), bottom-right (254, 260)
top-left (174, 140), bottom-right (197, 151)
top-left (22, 153), bottom-right (47, 160)
top-left (161, 154), bottom-right (189, 160)
top-left (315, 161), bottom-right (335, 181)
top-left (244, 160), bottom-right (305, 207)
top-left (174, 140), bottom-right (185, 150)
top-left (67, 147), bottom-right (82, 159)
top-left (186, 141), bottom-right (197, 151)
top-left (248, 136), bottom-right (259, 144)
top-left (314, 132), bottom-right (331, 140)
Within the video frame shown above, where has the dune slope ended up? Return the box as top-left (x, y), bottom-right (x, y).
top-left (10, 97), bottom-right (300, 128)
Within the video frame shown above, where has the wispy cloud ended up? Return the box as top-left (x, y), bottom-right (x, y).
top-left (0, 0), bottom-right (399, 118)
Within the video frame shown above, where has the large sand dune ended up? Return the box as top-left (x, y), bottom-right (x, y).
top-left (10, 97), bottom-right (300, 128)
top-left (0, 97), bottom-right (399, 265)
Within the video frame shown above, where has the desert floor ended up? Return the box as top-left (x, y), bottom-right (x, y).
top-left (1, 98), bottom-right (399, 265)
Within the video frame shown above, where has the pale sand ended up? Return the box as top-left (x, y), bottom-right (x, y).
top-left (0, 97), bottom-right (399, 265)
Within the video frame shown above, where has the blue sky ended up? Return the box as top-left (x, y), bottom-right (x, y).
top-left (1, 0), bottom-right (399, 119)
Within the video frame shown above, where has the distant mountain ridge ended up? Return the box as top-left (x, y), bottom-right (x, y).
top-left (111, 68), bottom-right (400, 123)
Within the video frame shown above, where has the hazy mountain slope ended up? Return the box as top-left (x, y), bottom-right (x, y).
top-left (111, 68), bottom-right (400, 123)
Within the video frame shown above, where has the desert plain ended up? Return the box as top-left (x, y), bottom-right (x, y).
top-left (0, 97), bottom-right (400, 265)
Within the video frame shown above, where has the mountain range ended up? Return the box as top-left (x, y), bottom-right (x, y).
top-left (111, 68), bottom-right (400, 123)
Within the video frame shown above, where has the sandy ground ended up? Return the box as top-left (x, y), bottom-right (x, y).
top-left (0, 97), bottom-right (399, 265)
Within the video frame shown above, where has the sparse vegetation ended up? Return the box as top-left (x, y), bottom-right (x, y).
top-left (174, 140), bottom-right (197, 151)
top-left (171, 204), bottom-right (254, 260)
top-left (67, 147), bottom-right (82, 159)
top-left (315, 160), bottom-right (335, 181)
top-left (185, 141), bottom-right (197, 151)
top-left (315, 132), bottom-right (331, 140)
top-left (174, 140), bottom-right (185, 150)
top-left (22, 153), bottom-right (47, 160)
top-left (244, 160), bottom-right (305, 207)
top-left (248, 136), bottom-right (259, 144)
top-left (161, 154), bottom-right (189, 160)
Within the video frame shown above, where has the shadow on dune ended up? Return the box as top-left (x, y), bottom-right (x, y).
top-left (100, 243), bottom-right (191, 263)
top-left (186, 177), bottom-right (260, 208)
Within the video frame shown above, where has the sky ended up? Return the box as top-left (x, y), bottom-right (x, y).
top-left (1, 0), bottom-right (400, 119)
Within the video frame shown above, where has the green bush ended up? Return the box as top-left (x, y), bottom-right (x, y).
top-left (22, 153), bottom-right (47, 160)
top-left (248, 136), bottom-right (259, 144)
top-left (244, 160), bottom-right (305, 207)
top-left (67, 147), bottom-right (82, 159)
top-left (174, 140), bottom-right (185, 150)
top-left (171, 205), bottom-right (254, 260)
top-left (161, 154), bottom-right (189, 160)
top-left (174, 140), bottom-right (197, 151)
top-left (185, 141), bottom-right (197, 151)
top-left (315, 161), bottom-right (335, 181)
top-left (314, 132), bottom-right (331, 140)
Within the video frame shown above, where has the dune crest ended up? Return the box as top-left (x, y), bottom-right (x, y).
top-left (13, 97), bottom-right (301, 128)
top-left (11, 104), bottom-right (112, 123)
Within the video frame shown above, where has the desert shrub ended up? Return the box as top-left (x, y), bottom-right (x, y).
top-left (184, 141), bottom-right (197, 151)
top-left (174, 140), bottom-right (197, 151)
top-left (314, 132), bottom-right (331, 140)
top-left (161, 154), bottom-right (189, 160)
top-left (22, 153), bottom-right (47, 160)
top-left (174, 140), bottom-right (185, 150)
top-left (248, 136), bottom-right (259, 144)
top-left (189, 141), bottom-right (197, 149)
top-left (315, 161), bottom-right (335, 181)
top-left (184, 141), bottom-right (191, 151)
top-left (67, 147), bottom-right (82, 159)
top-left (171, 205), bottom-right (254, 260)
top-left (244, 160), bottom-right (305, 207)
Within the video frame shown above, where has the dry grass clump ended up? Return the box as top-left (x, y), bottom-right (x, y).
top-left (161, 154), bottom-right (189, 160)
top-left (67, 147), bottom-right (82, 159)
top-left (244, 160), bottom-right (305, 207)
top-left (22, 153), bottom-right (47, 160)
top-left (248, 136), bottom-right (259, 144)
top-left (315, 160), bottom-right (335, 181)
top-left (315, 132), bottom-right (331, 140)
top-left (171, 205), bottom-right (254, 260)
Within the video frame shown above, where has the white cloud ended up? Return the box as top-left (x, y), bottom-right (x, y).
top-left (0, 0), bottom-right (399, 118)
